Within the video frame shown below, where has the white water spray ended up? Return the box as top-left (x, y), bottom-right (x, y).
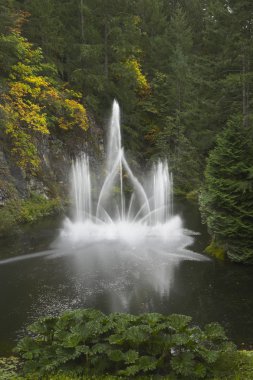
top-left (63, 100), bottom-right (184, 244)
top-left (71, 154), bottom-right (92, 222)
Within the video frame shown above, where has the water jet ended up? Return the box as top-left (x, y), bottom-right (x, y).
top-left (63, 100), bottom-right (179, 244)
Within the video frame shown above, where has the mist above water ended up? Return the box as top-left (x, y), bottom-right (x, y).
top-left (61, 100), bottom-right (201, 259)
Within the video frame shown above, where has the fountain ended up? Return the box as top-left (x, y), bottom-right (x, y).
top-left (0, 100), bottom-right (211, 349)
top-left (62, 100), bottom-right (183, 244)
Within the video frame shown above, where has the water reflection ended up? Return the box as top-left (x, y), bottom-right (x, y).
top-left (0, 202), bottom-right (253, 355)
top-left (24, 232), bottom-right (209, 322)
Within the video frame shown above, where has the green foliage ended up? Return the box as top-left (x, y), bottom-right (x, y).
top-left (0, 194), bottom-right (62, 237)
top-left (149, 111), bottom-right (201, 192)
top-left (18, 193), bottom-right (62, 223)
top-left (212, 350), bottom-right (253, 380)
top-left (205, 241), bottom-right (225, 261)
top-left (0, 198), bottom-right (21, 236)
top-left (0, 356), bottom-right (20, 380)
top-left (2, 0), bottom-right (251, 194)
top-left (2, 350), bottom-right (253, 379)
top-left (0, 30), bottom-right (89, 173)
top-left (0, 0), bottom-right (17, 36)
top-left (0, 5), bottom-right (89, 175)
top-left (200, 116), bottom-right (253, 263)
top-left (186, 190), bottom-right (199, 201)
top-left (16, 309), bottom-right (235, 379)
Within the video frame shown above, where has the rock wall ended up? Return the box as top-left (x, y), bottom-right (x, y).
top-left (0, 119), bottom-right (103, 205)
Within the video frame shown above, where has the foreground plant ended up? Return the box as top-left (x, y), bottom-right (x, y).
top-left (0, 356), bottom-right (20, 380)
top-left (15, 309), bottom-right (235, 379)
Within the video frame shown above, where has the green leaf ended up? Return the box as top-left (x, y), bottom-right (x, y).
top-left (204, 322), bottom-right (227, 341)
top-left (198, 347), bottom-right (219, 364)
top-left (107, 349), bottom-right (125, 362)
top-left (138, 355), bottom-right (157, 372)
top-left (124, 349), bottom-right (139, 364)
top-left (118, 364), bottom-right (140, 376)
top-left (108, 333), bottom-right (124, 345)
top-left (171, 333), bottom-right (191, 346)
top-left (167, 314), bottom-right (192, 331)
top-left (62, 332), bottom-right (83, 348)
top-left (124, 325), bottom-right (151, 344)
top-left (171, 352), bottom-right (195, 376)
top-left (91, 343), bottom-right (110, 354)
top-left (194, 363), bottom-right (207, 378)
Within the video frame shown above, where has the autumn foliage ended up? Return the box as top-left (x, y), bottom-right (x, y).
top-left (0, 32), bottom-right (89, 173)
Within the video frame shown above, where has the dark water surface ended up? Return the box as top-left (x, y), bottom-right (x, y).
top-left (0, 201), bottom-right (253, 355)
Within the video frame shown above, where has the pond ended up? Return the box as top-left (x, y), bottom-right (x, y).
top-left (0, 199), bottom-right (253, 356)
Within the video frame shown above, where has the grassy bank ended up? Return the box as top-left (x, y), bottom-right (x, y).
top-left (0, 193), bottom-right (63, 237)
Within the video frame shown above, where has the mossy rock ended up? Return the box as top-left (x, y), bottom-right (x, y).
top-left (205, 241), bottom-right (226, 260)
top-left (0, 179), bottom-right (18, 205)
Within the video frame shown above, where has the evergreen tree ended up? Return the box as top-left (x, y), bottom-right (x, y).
top-left (144, 5), bottom-right (201, 191)
top-left (0, 0), bottom-right (16, 35)
top-left (200, 116), bottom-right (253, 263)
top-left (10, 0), bottom-right (253, 202)
top-left (136, 0), bottom-right (168, 74)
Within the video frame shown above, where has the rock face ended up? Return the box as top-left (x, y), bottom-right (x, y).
top-left (0, 148), bottom-right (19, 205)
top-left (0, 121), bottom-right (103, 205)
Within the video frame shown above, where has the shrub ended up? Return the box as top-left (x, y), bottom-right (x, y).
top-left (0, 194), bottom-right (62, 237)
top-left (16, 309), bottom-right (235, 379)
top-left (18, 193), bottom-right (62, 223)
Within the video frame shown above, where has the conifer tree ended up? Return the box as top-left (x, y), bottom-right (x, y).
top-left (0, 0), bottom-right (16, 35)
top-left (200, 116), bottom-right (253, 263)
